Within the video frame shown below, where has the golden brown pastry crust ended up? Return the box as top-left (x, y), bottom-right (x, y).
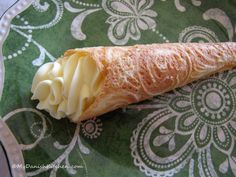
top-left (62, 43), bottom-right (236, 121)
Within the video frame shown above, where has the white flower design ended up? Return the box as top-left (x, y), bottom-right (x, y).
top-left (102, 0), bottom-right (157, 45)
top-left (130, 70), bottom-right (236, 177)
top-left (170, 78), bottom-right (236, 151)
top-left (81, 117), bottom-right (103, 139)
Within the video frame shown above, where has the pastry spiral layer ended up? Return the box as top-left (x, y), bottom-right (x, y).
top-left (32, 43), bottom-right (236, 122)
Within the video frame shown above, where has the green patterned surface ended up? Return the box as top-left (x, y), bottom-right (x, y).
top-left (1, 0), bottom-right (236, 176)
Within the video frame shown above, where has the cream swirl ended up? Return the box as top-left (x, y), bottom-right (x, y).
top-left (31, 52), bottom-right (103, 122)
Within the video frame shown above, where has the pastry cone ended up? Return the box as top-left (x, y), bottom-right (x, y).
top-left (31, 43), bottom-right (236, 122)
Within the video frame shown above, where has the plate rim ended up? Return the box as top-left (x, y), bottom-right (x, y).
top-left (0, 1), bottom-right (33, 177)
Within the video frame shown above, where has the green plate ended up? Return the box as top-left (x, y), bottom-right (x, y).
top-left (1, 0), bottom-right (236, 177)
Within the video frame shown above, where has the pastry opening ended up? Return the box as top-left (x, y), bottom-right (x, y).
top-left (31, 51), bottom-right (104, 121)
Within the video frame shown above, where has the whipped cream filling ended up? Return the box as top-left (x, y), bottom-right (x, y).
top-left (31, 52), bottom-right (103, 121)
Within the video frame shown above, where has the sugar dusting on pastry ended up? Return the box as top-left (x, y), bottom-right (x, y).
top-left (31, 52), bottom-right (104, 122)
